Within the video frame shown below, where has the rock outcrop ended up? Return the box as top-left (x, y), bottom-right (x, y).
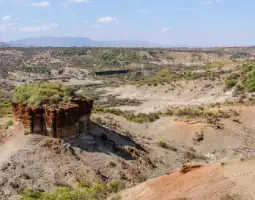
top-left (12, 99), bottom-right (93, 138)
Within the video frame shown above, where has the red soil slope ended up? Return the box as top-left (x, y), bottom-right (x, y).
top-left (120, 161), bottom-right (255, 200)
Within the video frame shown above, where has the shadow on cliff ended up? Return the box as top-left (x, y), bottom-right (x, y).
top-left (66, 121), bottom-right (148, 161)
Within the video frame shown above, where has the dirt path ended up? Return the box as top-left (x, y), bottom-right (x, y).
top-left (0, 126), bottom-right (28, 166)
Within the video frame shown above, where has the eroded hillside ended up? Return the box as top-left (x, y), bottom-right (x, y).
top-left (0, 47), bottom-right (255, 200)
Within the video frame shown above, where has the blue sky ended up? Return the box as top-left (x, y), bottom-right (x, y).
top-left (0, 0), bottom-right (254, 46)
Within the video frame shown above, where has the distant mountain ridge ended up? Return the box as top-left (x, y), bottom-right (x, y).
top-left (7, 36), bottom-right (161, 48)
top-left (0, 42), bottom-right (9, 47)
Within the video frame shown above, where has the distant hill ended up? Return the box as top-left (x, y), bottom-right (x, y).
top-left (98, 40), bottom-right (161, 48)
top-left (0, 42), bottom-right (9, 47)
top-left (9, 36), bottom-right (96, 47)
top-left (8, 36), bottom-right (161, 48)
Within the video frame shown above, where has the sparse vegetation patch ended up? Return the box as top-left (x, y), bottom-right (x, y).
top-left (0, 98), bottom-right (12, 116)
top-left (94, 106), bottom-right (160, 123)
top-left (12, 82), bottom-right (76, 106)
top-left (234, 62), bottom-right (255, 93)
top-left (100, 49), bottom-right (140, 68)
top-left (24, 65), bottom-right (51, 74)
top-left (225, 79), bottom-right (237, 89)
top-left (18, 180), bottom-right (124, 200)
top-left (94, 105), bottom-right (230, 124)
top-left (158, 140), bottom-right (168, 149)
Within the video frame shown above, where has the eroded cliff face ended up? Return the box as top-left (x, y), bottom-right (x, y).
top-left (12, 99), bottom-right (93, 138)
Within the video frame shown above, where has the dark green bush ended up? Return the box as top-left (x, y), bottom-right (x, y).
top-left (225, 79), bottom-right (237, 89)
top-left (244, 77), bottom-right (255, 92)
top-left (57, 48), bottom-right (88, 56)
top-left (24, 66), bottom-right (51, 74)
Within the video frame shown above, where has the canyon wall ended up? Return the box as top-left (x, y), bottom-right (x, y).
top-left (12, 99), bottom-right (93, 138)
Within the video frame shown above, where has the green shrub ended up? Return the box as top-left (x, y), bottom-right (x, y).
top-left (158, 140), bottom-right (168, 148)
top-left (12, 82), bottom-right (76, 106)
top-left (94, 105), bottom-right (230, 124)
top-left (5, 120), bottom-right (13, 127)
top-left (93, 105), bottom-right (106, 112)
top-left (164, 109), bottom-right (174, 116)
top-left (236, 84), bottom-right (245, 91)
top-left (244, 77), bottom-right (255, 92)
top-left (0, 99), bottom-right (12, 116)
top-left (97, 96), bottom-right (141, 107)
top-left (77, 180), bottom-right (92, 188)
top-left (24, 66), bottom-right (51, 74)
top-left (100, 49), bottom-right (140, 68)
top-left (93, 106), bottom-right (160, 123)
top-left (172, 107), bottom-right (229, 120)
top-left (106, 180), bottom-right (123, 193)
top-left (225, 79), bottom-right (237, 89)
top-left (175, 107), bottom-right (202, 118)
top-left (238, 62), bottom-right (255, 92)
top-left (148, 51), bottom-right (157, 57)
top-left (146, 69), bottom-right (181, 85)
top-left (57, 48), bottom-right (88, 56)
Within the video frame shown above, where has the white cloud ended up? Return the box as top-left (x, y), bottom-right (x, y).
top-left (31, 1), bottom-right (50, 7)
top-left (41, 23), bottom-right (59, 31)
top-left (161, 28), bottom-right (171, 33)
top-left (1, 16), bottom-right (11, 21)
top-left (19, 27), bottom-right (41, 32)
top-left (19, 23), bottom-right (58, 32)
top-left (97, 16), bottom-right (117, 23)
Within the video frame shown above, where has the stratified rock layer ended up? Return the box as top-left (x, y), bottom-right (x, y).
top-left (12, 99), bottom-right (93, 138)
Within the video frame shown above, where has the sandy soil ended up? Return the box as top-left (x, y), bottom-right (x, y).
top-left (97, 80), bottom-right (235, 113)
top-left (0, 126), bottom-right (27, 165)
top-left (95, 105), bottom-right (255, 166)
top-left (0, 121), bottom-right (184, 199)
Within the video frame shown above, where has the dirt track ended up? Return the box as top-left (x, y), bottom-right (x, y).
top-left (0, 126), bottom-right (27, 166)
